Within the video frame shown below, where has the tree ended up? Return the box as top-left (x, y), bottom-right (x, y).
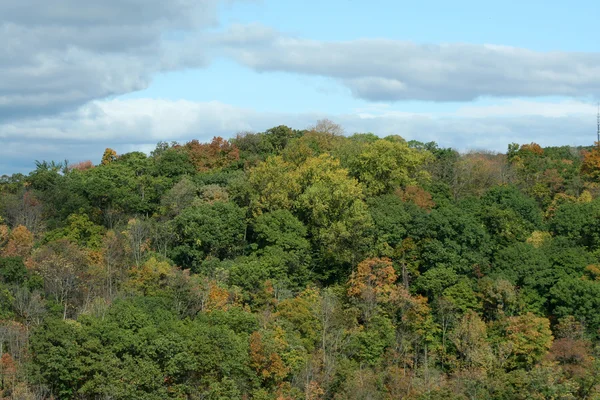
top-left (348, 258), bottom-right (398, 322)
top-left (0, 257), bottom-right (27, 284)
top-left (101, 229), bottom-right (127, 298)
top-left (44, 213), bottom-right (105, 249)
top-left (170, 202), bottom-right (246, 271)
top-left (0, 190), bottom-right (44, 233)
top-left (0, 224), bottom-right (8, 250)
top-left (160, 177), bottom-right (198, 217)
top-left (367, 194), bottom-right (416, 250)
top-left (124, 218), bottom-right (150, 267)
top-left (551, 278), bottom-right (600, 335)
top-left (251, 210), bottom-right (312, 287)
top-left (185, 137), bottom-right (240, 172)
top-left (503, 313), bottom-right (553, 370)
top-left (125, 257), bottom-right (175, 296)
top-left (263, 125), bottom-right (301, 152)
top-left (449, 152), bottom-right (509, 200)
top-left (1, 225), bottom-right (34, 258)
top-left (309, 119), bottom-right (344, 137)
top-left (30, 239), bottom-right (89, 319)
top-left (28, 318), bottom-right (84, 398)
top-left (348, 139), bottom-right (431, 196)
top-left (449, 311), bottom-right (492, 370)
top-left (581, 142), bottom-right (600, 180)
top-left (101, 148), bottom-right (118, 165)
top-left (248, 154), bottom-right (373, 278)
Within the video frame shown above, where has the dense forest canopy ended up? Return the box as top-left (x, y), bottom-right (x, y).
top-left (2, 121), bottom-right (600, 399)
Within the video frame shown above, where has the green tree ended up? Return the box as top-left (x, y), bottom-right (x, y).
top-left (170, 202), bottom-right (246, 271)
top-left (551, 278), bottom-right (600, 335)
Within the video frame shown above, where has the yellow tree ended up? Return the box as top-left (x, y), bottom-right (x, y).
top-left (350, 138), bottom-right (431, 196)
top-left (1, 226), bottom-right (34, 258)
top-left (100, 148), bottom-right (117, 165)
top-left (449, 311), bottom-right (492, 370)
top-left (503, 313), bottom-right (553, 370)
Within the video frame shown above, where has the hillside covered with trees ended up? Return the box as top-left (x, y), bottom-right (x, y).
top-left (2, 120), bottom-right (600, 399)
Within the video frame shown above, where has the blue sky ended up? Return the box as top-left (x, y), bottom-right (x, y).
top-left (1, 0), bottom-right (599, 174)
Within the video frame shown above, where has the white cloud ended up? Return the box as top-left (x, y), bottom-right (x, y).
top-left (1, 98), bottom-right (596, 175)
top-left (212, 24), bottom-right (600, 102)
top-left (454, 99), bottom-right (598, 118)
top-left (0, 0), bottom-right (239, 120)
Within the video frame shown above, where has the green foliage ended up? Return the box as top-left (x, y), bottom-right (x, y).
top-left (482, 185), bottom-right (543, 229)
top-left (44, 213), bottom-right (105, 249)
top-left (170, 202), bottom-right (246, 271)
top-left (0, 256), bottom-right (27, 284)
top-left (551, 278), bottom-right (600, 335)
top-left (367, 194), bottom-right (417, 249)
top-left (3, 134), bottom-right (600, 399)
top-left (347, 314), bottom-right (395, 366)
top-left (248, 154), bottom-right (374, 279)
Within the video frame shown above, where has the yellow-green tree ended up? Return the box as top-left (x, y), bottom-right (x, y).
top-left (348, 138), bottom-right (431, 196)
top-left (248, 154), bottom-right (373, 277)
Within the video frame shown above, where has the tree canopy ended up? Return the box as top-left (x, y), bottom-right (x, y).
top-left (0, 128), bottom-right (599, 399)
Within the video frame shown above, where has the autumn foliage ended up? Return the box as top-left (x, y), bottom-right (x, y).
top-left (1, 225), bottom-right (34, 258)
top-left (347, 258), bottom-right (397, 304)
top-left (69, 160), bottom-right (94, 171)
top-left (1, 127), bottom-right (600, 399)
top-left (581, 142), bottom-right (600, 179)
top-left (184, 136), bottom-right (240, 172)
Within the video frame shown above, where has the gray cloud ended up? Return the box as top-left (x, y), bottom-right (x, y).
top-left (212, 24), bottom-right (600, 102)
top-left (0, 0), bottom-right (233, 120)
top-left (1, 98), bottom-right (595, 175)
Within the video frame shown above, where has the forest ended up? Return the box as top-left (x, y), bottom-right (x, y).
top-left (1, 120), bottom-right (600, 399)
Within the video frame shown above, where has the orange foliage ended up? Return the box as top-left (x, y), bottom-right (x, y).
top-left (347, 258), bottom-right (398, 305)
top-left (275, 383), bottom-right (296, 400)
top-left (393, 290), bottom-right (435, 337)
top-left (184, 137), bottom-right (240, 172)
top-left (249, 331), bottom-right (289, 383)
top-left (0, 352), bottom-right (17, 390)
top-left (305, 380), bottom-right (325, 400)
top-left (585, 264), bottom-right (600, 280)
top-left (205, 281), bottom-right (230, 312)
top-left (0, 353), bottom-right (16, 377)
top-left (0, 225), bottom-right (9, 248)
top-left (520, 143), bottom-right (544, 156)
top-left (395, 185), bottom-right (435, 210)
top-left (581, 143), bottom-right (600, 180)
top-left (504, 313), bottom-right (553, 369)
top-left (2, 225), bottom-right (34, 258)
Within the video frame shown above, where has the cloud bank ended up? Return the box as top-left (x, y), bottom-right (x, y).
top-left (1, 98), bottom-right (595, 175)
top-left (212, 24), bottom-right (600, 102)
top-left (0, 0), bottom-right (232, 120)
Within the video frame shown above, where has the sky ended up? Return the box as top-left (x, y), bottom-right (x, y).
top-left (1, 0), bottom-right (599, 174)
